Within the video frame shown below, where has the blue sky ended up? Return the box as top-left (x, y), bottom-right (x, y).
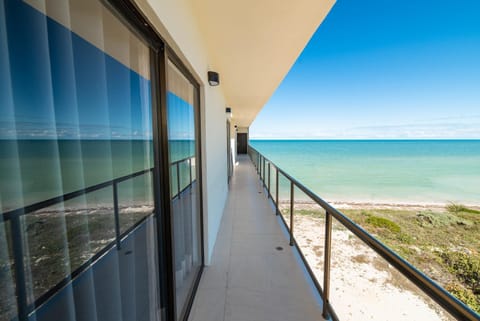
top-left (250, 0), bottom-right (480, 139)
top-left (1, 0), bottom-right (194, 141)
top-left (1, 0), bottom-right (153, 140)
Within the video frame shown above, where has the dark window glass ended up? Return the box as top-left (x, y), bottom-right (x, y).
top-left (167, 60), bottom-right (202, 319)
top-left (0, 0), bottom-right (160, 320)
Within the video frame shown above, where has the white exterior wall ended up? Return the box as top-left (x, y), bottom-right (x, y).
top-left (134, 0), bottom-right (229, 264)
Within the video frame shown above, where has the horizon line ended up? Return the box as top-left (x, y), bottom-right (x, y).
top-left (249, 137), bottom-right (480, 141)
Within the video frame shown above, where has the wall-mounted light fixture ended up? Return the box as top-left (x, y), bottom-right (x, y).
top-left (226, 107), bottom-right (232, 120)
top-left (208, 71), bottom-right (219, 86)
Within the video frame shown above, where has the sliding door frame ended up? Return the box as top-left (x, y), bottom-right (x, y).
top-left (164, 48), bottom-right (205, 321)
top-left (101, 1), bottom-right (175, 320)
top-left (1, 0), bottom-right (204, 320)
top-left (105, 2), bottom-right (205, 321)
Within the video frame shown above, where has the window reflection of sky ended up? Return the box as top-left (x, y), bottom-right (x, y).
top-left (1, 0), bottom-right (152, 140)
top-left (167, 92), bottom-right (195, 141)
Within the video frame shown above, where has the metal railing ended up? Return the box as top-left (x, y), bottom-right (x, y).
top-left (1, 167), bottom-right (154, 321)
top-left (1, 155), bottom-right (195, 321)
top-left (170, 156), bottom-right (196, 200)
top-left (248, 145), bottom-right (479, 321)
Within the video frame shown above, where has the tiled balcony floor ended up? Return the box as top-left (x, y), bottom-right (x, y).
top-left (188, 155), bottom-right (325, 321)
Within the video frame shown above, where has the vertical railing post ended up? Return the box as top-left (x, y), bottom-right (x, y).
top-left (189, 158), bottom-right (193, 185)
top-left (261, 156), bottom-right (263, 179)
top-left (275, 167), bottom-right (279, 215)
top-left (262, 157), bottom-right (266, 187)
top-left (189, 158), bottom-right (193, 195)
top-left (176, 162), bottom-right (181, 198)
top-left (258, 155), bottom-right (261, 176)
top-left (259, 155), bottom-right (261, 177)
top-left (258, 154), bottom-right (260, 175)
top-left (10, 215), bottom-right (28, 321)
top-left (257, 154), bottom-right (262, 176)
top-left (323, 211), bottom-right (333, 319)
top-left (113, 181), bottom-right (121, 250)
top-left (289, 180), bottom-right (294, 246)
top-left (267, 163), bottom-right (271, 198)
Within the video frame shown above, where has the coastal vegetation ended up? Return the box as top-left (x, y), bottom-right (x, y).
top-left (0, 207), bottom-right (151, 320)
top-left (291, 202), bottom-right (480, 314)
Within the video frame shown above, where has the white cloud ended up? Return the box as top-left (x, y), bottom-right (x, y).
top-left (0, 121), bottom-right (153, 140)
top-left (251, 122), bottom-right (480, 139)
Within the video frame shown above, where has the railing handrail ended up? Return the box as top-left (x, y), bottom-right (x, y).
top-left (1, 155), bottom-right (195, 222)
top-left (3, 154), bottom-right (196, 321)
top-left (1, 168), bottom-right (154, 222)
top-left (248, 145), bottom-right (479, 321)
top-left (170, 155), bottom-right (194, 166)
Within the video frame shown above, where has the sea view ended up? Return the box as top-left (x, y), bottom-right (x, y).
top-left (2, 0), bottom-right (480, 320)
top-left (4, 139), bottom-right (477, 212)
top-left (250, 139), bottom-right (480, 206)
top-left (251, 139), bottom-right (480, 317)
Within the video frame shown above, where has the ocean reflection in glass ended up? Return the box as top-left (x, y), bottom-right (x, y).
top-left (166, 60), bottom-right (202, 319)
top-left (0, 0), bottom-right (160, 320)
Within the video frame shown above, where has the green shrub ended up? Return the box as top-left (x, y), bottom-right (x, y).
top-left (365, 216), bottom-right (401, 233)
top-left (360, 210), bottom-right (370, 216)
top-left (416, 210), bottom-right (472, 227)
top-left (445, 283), bottom-right (480, 313)
top-left (446, 203), bottom-right (465, 214)
top-left (396, 233), bottom-right (413, 244)
top-left (440, 251), bottom-right (480, 295)
top-left (446, 203), bottom-right (480, 215)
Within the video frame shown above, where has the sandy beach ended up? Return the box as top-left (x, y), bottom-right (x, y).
top-left (277, 200), bottom-right (480, 321)
top-left (295, 214), bottom-right (454, 321)
top-left (285, 199), bottom-right (480, 212)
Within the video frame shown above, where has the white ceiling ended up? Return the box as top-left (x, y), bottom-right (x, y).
top-left (189, 0), bottom-right (336, 127)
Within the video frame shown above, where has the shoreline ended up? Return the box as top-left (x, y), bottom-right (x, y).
top-left (278, 199), bottom-right (480, 211)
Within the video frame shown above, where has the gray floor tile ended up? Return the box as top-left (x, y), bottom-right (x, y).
top-left (188, 155), bottom-right (324, 321)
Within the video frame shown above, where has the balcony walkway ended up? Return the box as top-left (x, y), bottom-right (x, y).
top-left (188, 155), bottom-right (324, 321)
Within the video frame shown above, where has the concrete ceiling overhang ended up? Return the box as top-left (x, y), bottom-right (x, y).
top-left (189, 0), bottom-right (336, 127)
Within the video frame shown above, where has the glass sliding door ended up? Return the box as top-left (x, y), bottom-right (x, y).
top-left (0, 0), bottom-right (162, 320)
top-left (166, 60), bottom-right (202, 319)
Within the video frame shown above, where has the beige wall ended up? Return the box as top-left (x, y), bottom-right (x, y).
top-left (237, 127), bottom-right (249, 134)
top-left (189, 0), bottom-right (336, 127)
top-left (134, 0), bottom-right (229, 264)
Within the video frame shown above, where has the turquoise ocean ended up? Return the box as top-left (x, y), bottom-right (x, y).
top-left (250, 140), bottom-right (480, 206)
top-left (2, 139), bottom-right (479, 211)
